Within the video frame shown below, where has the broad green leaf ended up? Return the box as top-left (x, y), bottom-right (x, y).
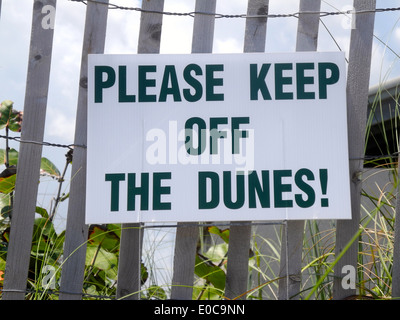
top-left (0, 193), bottom-right (10, 209)
top-left (51, 230), bottom-right (65, 258)
top-left (1, 228), bottom-right (9, 242)
top-left (33, 217), bottom-right (56, 238)
top-left (0, 148), bottom-right (18, 166)
top-left (1, 205), bottom-right (12, 219)
top-left (204, 242), bottom-right (228, 264)
top-left (88, 225), bottom-right (120, 252)
top-left (0, 256), bottom-right (5, 271)
top-left (35, 206), bottom-right (49, 219)
top-left (8, 110), bottom-right (22, 132)
top-left (31, 218), bottom-right (57, 253)
top-left (0, 174), bottom-right (16, 194)
top-left (0, 101), bottom-right (22, 132)
top-left (108, 223), bottom-right (121, 238)
top-left (141, 262), bottom-right (148, 285)
top-left (84, 284), bottom-right (98, 296)
top-left (104, 264), bottom-right (118, 281)
top-left (208, 226), bottom-right (230, 243)
top-left (40, 157), bottom-right (61, 177)
top-left (195, 254), bottom-right (226, 291)
top-left (0, 151), bottom-right (59, 174)
top-left (0, 100), bottom-right (13, 130)
top-left (86, 245), bottom-right (118, 271)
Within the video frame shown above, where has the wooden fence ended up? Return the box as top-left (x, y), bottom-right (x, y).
top-left (2, 0), bottom-right (400, 300)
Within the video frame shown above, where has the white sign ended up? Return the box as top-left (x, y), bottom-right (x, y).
top-left (86, 52), bottom-right (351, 224)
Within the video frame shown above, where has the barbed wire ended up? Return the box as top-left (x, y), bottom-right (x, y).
top-left (0, 135), bottom-right (86, 150)
top-left (68, 0), bottom-right (400, 19)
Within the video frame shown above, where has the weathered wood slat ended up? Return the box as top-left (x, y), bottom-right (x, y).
top-left (224, 0), bottom-right (269, 300)
top-left (190, 0), bottom-right (216, 55)
top-left (333, 0), bottom-right (376, 300)
top-left (170, 224), bottom-right (200, 299)
top-left (59, 0), bottom-right (109, 300)
top-left (116, 0), bottom-right (165, 300)
top-left (2, 0), bottom-right (57, 300)
top-left (393, 171), bottom-right (400, 297)
top-left (170, 0), bottom-right (217, 300)
top-left (116, 224), bottom-right (144, 299)
top-left (277, 0), bottom-right (321, 300)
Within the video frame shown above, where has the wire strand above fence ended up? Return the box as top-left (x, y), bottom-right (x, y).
top-left (68, 0), bottom-right (400, 19)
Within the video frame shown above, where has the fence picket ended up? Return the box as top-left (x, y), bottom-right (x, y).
top-left (393, 171), bottom-right (400, 297)
top-left (116, 0), bottom-right (165, 300)
top-left (59, 0), bottom-right (109, 300)
top-left (170, 0), bottom-right (217, 300)
top-left (332, 0), bottom-right (376, 300)
top-left (224, 0), bottom-right (269, 300)
top-left (2, 0), bottom-right (57, 300)
top-left (277, 0), bottom-right (321, 300)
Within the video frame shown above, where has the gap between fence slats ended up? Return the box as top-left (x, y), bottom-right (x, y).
top-left (332, 0), bottom-right (376, 300)
top-left (2, 0), bottom-right (57, 300)
top-left (59, 0), bottom-right (109, 300)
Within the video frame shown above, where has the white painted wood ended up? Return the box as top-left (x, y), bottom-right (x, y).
top-left (2, 0), bottom-right (57, 300)
top-left (59, 0), bottom-right (108, 300)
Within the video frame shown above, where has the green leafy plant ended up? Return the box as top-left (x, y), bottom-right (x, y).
top-left (0, 100), bottom-right (157, 300)
top-left (193, 226), bottom-right (228, 300)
